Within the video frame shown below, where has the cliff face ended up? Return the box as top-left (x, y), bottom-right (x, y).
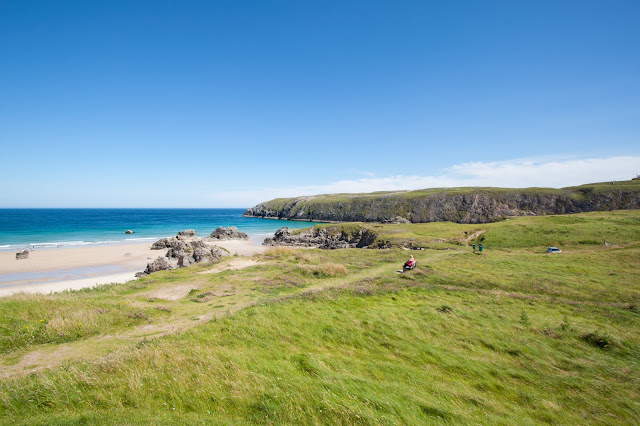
top-left (244, 181), bottom-right (640, 224)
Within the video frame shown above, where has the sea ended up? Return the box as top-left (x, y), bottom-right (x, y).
top-left (0, 209), bottom-right (317, 252)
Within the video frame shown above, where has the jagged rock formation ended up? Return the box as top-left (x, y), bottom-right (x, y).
top-left (208, 226), bottom-right (249, 240)
top-left (150, 237), bottom-right (178, 250)
top-left (263, 226), bottom-right (379, 249)
top-left (245, 180), bottom-right (640, 224)
top-left (143, 257), bottom-right (172, 274)
top-left (141, 231), bottom-right (225, 275)
top-left (168, 239), bottom-right (224, 267)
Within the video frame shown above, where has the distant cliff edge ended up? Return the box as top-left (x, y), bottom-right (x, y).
top-left (243, 180), bottom-right (640, 224)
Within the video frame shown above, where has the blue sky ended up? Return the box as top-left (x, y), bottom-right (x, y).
top-left (1, 0), bottom-right (639, 207)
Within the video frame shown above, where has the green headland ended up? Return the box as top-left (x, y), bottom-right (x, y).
top-left (244, 179), bottom-right (640, 224)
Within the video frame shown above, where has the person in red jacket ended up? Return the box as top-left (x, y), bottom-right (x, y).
top-left (403, 255), bottom-right (416, 272)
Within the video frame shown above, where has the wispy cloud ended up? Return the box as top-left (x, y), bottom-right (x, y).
top-left (209, 155), bottom-right (640, 206)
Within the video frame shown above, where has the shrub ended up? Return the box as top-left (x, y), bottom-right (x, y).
top-left (582, 331), bottom-right (614, 349)
top-left (559, 315), bottom-right (571, 331)
top-left (437, 305), bottom-right (453, 313)
top-left (295, 252), bottom-right (317, 263)
top-left (297, 263), bottom-right (347, 277)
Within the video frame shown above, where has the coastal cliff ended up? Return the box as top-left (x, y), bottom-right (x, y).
top-left (244, 180), bottom-right (640, 224)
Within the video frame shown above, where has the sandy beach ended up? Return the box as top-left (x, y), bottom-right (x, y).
top-left (0, 240), bottom-right (266, 297)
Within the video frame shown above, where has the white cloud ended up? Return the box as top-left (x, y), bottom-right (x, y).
top-left (208, 155), bottom-right (640, 206)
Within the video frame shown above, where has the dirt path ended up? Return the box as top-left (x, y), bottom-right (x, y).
top-left (462, 230), bottom-right (486, 245)
top-left (198, 258), bottom-right (263, 274)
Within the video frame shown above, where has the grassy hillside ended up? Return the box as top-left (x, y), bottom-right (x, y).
top-left (1, 210), bottom-right (639, 424)
top-left (244, 179), bottom-right (640, 224)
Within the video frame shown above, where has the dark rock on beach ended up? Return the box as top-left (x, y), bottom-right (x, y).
top-left (208, 226), bottom-right (249, 240)
top-left (15, 250), bottom-right (29, 260)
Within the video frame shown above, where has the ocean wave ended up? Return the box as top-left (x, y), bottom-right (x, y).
top-left (9, 239), bottom-right (158, 250)
top-left (30, 241), bottom-right (92, 247)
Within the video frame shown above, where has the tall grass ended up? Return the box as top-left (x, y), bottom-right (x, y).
top-left (0, 292), bottom-right (158, 354)
top-left (1, 210), bottom-right (639, 423)
top-left (1, 286), bottom-right (638, 424)
top-left (296, 262), bottom-right (348, 277)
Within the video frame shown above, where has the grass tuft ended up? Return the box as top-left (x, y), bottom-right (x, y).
top-left (582, 331), bottom-right (615, 349)
top-left (297, 263), bottom-right (348, 277)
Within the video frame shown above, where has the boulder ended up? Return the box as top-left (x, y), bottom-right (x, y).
top-left (177, 255), bottom-right (193, 268)
top-left (165, 239), bottom-right (224, 267)
top-left (209, 226), bottom-right (249, 240)
top-left (124, 230), bottom-right (134, 234)
top-left (15, 250), bottom-right (29, 260)
top-left (165, 240), bottom-right (188, 259)
top-left (177, 229), bottom-right (197, 239)
top-left (143, 256), bottom-right (172, 274)
top-left (382, 216), bottom-right (411, 224)
top-left (151, 237), bottom-right (172, 250)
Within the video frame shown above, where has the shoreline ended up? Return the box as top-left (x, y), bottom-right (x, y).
top-left (242, 214), bottom-right (340, 223)
top-left (0, 239), bottom-right (267, 297)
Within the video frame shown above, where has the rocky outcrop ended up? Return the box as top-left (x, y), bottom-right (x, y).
top-left (208, 226), bottom-right (249, 240)
top-left (151, 237), bottom-right (179, 250)
top-left (263, 226), bottom-right (378, 249)
top-left (15, 250), bottom-right (29, 260)
top-left (125, 230), bottom-right (134, 234)
top-left (168, 239), bottom-right (224, 267)
top-left (141, 232), bottom-right (226, 276)
top-left (382, 216), bottom-right (410, 224)
top-left (244, 181), bottom-right (640, 224)
top-left (143, 256), bottom-right (172, 274)
top-left (177, 229), bottom-right (197, 239)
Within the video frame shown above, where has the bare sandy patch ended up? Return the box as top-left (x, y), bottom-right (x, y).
top-left (198, 258), bottom-right (263, 275)
top-left (144, 283), bottom-right (198, 301)
top-left (214, 240), bottom-right (267, 256)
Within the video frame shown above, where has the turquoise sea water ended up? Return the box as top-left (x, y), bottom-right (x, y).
top-left (0, 209), bottom-right (317, 252)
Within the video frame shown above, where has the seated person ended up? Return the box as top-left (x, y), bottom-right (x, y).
top-left (403, 255), bottom-right (416, 272)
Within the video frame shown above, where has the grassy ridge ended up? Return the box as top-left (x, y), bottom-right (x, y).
top-left (1, 210), bottom-right (639, 423)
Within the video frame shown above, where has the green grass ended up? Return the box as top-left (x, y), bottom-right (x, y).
top-left (1, 210), bottom-right (639, 424)
top-left (0, 285), bottom-right (162, 355)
